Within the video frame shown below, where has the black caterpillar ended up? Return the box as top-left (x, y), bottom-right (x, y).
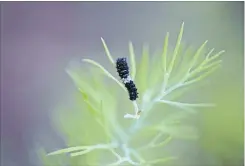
top-left (116, 57), bottom-right (138, 101)
top-left (116, 57), bottom-right (129, 79)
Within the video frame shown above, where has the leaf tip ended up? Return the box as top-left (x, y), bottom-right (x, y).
top-left (181, 22), bottom-right (185, 28)
top-left (129, 41), bottom-right (133, 47)
top-left (46, 152), bottom-right (54, 156)
top-left (81, 58), bottom-right (87, 62)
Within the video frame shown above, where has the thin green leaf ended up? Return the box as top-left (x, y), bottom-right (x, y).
top-left (206, 48), bottom-right (215, 59)
top-left (101, 37), bottom-right (115, 65)
top-left (155, 135), bottom-right (172, 147)
top-left (70, 144), bottom-right (114, 157)
top-left (47, 146), bottom-right (89, 156)
top-left (190, 61), bottom-right (222, 78)
top-left (185, 64), bottom-right (221, 86)
top-left (148, 50), bottom-right (164, 89)
top-left (207, 50), bottom-right (225, 62)
top-left (70, 150), bottom-right (90, 157)
top-left (188, 48), bottom-right (214, 76)
top-left (169, 45), bottom-right (194, 84)
top-left (189, 51), bottom-right (223, 78)
top-left (84, 96), bottom-right (101, 117)
top-left (135, 43), bottom-right (149, 94)
top-left (168, 22), bottom-right (184, 75)
top-left (79, 89), bottom-right (88, 100)
top-left (198, 49), bottom-right (224, 70)
top-left (192, 48), bottom-right (214, 72)
top-left (168, 43), bottom-right (187, 86)
top-left (82, 59), bottom-right (126, 92)
top-left (201, 60), bottom-right (222, 71)
top-left (158, 99), bottom-right (215, 108)
top-left (181, 45), bottom-right (196, 69)
top-left (158, 99), bottom-right (196, 113)
top-left (162, 32), bottom-right (169, 73)
top-left (129, 41), bottom-right (137, 80)
top-left (189, 40), bottom-right (208, 71)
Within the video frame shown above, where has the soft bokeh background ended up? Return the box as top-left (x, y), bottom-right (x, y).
top-left (1, 2), bottom-right (243, 166)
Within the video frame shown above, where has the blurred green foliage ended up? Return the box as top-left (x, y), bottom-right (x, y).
top-left (200, 77), bottom-right (243, 165)
top-left (39, 23), bottom-right (228, 166)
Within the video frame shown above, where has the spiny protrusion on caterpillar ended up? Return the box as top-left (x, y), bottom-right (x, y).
top-left (116, 57), bottom-right (139, 101)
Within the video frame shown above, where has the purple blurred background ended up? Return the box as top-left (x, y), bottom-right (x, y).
top-left (1, 2), bottom-right (243, 166)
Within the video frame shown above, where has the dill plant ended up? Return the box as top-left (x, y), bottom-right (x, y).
top-left (40, 22), bottom-right (225, 166)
